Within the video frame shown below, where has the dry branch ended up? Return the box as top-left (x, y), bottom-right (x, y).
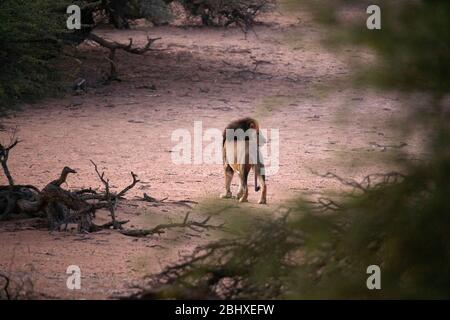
top-left (120, 212), bottom-right (224, 238)
top-left (307, 170), bottom-right (406, 213)
top-left (89, 160), bottom-right (140, 229)
top-left (1, 134), bottom-right (217, 240)
top-left (314, 197), bottom-right (342, 212)
top-left (311, 169), bottom-right (406, 193)
top-left (87, 33), bottom-right (161, 80)
top-left (90, 159), bottom-right (115, 225)
top-left (117, 172), bottom-right (140, 198)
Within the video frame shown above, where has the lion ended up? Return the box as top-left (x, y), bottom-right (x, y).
top-left (220, 117), bottom-right (267, 204)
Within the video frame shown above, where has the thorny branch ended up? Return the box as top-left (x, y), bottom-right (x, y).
top-left (310, 170), bottom-right (406, 193)
top-left (307, 170), bottom-right (406, 212)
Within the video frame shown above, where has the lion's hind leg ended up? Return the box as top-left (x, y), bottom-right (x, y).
top-left (220, 164), bottom-right (234, 199)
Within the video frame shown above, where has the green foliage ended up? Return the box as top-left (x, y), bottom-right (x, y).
top-left (282, 0), bottom-right (450, 298)
top-left (288, 152), bottom-right (450, 298)
top-left (353, 1), bottom-right (450, 93)
top-left (137, 0), bottom-right (173, 25)
top-left (0, 0), bottom-right (175, 107)
top-left (0, 0), bottom-right (274, 107)
top-left (285, 0), bottom-right (450, 93)
top-left (139, 148), bottom-right (450, 299)
top-left (278, 1), bottom-right (450, 298)
top-left (106, 0), bottom-right (174, 28)
top-left (0, 0), bottom-right (70, 107)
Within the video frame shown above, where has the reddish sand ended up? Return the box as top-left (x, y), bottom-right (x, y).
top-left (0, 11), bottom-right (426, 299)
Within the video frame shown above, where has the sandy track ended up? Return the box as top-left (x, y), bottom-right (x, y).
top-left (0, 12), bottom-right (424, 299)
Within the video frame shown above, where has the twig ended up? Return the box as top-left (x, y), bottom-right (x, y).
top-left (120, 213), bottom-right (223, 238)
top-left (117, 172), bottom-right (140, 198)
top-left (310, 169), bottom-right (406, 194)
top-left (90, 160), bottom-right (117, 228)
top-left (307, 197), bottom-right (342, 212)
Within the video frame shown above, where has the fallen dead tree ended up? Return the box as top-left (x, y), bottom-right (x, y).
top-left (0, 132), bottom-right (221, 236)
top-left (0, 133), bottom-right (137, 232)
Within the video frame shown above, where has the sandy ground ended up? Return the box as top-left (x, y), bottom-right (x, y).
top-left (0, 11), bottom-right (427, 299)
